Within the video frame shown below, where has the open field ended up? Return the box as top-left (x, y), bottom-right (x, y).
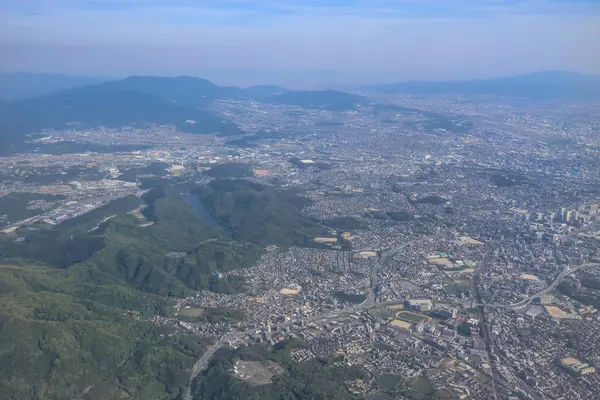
top-left (520, 273), bottom-right (539, 281)
top-left (370, 307), bottom-right (398, 319)
top-left (396, 311), bottom-right (432, 324)
top-left (408, 376), bottom-right (435, 398)
top-left (179, 307), bottom-right (204, 318)
top-left (234, 360), bottom-right (284, 386)
top-left (314, 237), bottom-right (338, 243)
top-left (391, 319), bottom-right (413, 329)
top-left (453, 279), bottom-right (472, 292)
top-left (544, 305), bottom-right (569, 318)
top-left (443, 277), bottom-right (470, 295)
top-left (253, 169), bottom-right (270, 176)
top-left (458, 236), bottom-right (484, 245)
top-left (388, 304), bottom-right (406, 309)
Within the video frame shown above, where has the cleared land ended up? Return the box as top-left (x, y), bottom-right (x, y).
top-left (314, 237), bottom-right (338, 243)
top-left (427, 257), bottom-right (453, 266)
top-left (280, 288), bottom-right (300, 295)
top-left (179, 307), bottom-right (204, 318)
top-left (234, 360), bottom-right (284, 386)
top-left (544, 305), bottom-right (569, 318)
top-left (458, 236), bottom-right (484, 245)
top-left (520, 273), bottom-right (539, 281)
top-left (390, 319), bottom-right (413, 329)
top-left (388, 304), bottom-right (406, 309)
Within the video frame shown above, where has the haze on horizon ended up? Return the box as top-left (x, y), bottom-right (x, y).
top-left (1, 0), bottom-right (600, 88)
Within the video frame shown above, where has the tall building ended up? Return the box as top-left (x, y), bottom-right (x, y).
top-left (537, 212), bottom-right (544, 221)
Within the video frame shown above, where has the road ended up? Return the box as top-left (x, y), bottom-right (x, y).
top-left (473, 258), bottom-right (600, 399)
top-left (470, 259), bottom-right (600, 400)
top-left (472, 248), bottom-right (501, 400)
top-left (185, 242), bottom-right (597, 400)
top-left (185, 242), bottom-right (411, 400)
top-left (361, 242), bottom-right (409, 308)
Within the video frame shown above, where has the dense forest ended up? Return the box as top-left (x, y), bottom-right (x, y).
top-left (0, 184), bottom-right (266, 399)
top-left (0, 259), bottom-right (211, 400)
top-left (203, 163), bottom-right (254, 179)
top-left (0, 177), bottom-right (351, 399)
top-left (192, 179), bottom-right (332, 248)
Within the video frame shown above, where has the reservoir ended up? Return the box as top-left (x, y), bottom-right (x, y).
top-left (182, 193), bottom-right (233, 237)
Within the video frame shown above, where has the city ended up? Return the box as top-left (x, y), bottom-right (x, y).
top-left (2, 86), bottom-right (600, 399)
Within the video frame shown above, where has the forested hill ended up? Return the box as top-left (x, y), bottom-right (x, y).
top-left (0, 186), bottom-right (258, 399)
top-left (0, 177), bottom-right (350, 399)
top-left (0, 75), bottom-right (370, 154)
top-left (0, 77), bottom-right (244, 154)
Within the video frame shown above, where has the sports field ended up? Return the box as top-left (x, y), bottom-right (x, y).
top-left (396, 311), bottom-right (432, 324)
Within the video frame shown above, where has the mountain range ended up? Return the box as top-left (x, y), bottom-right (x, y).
top-left (363, 71), bottom-right (600, 99)
top-left (0, 75), bottom-right (367, 155)
top-left (1, 71), bottom-right (600, 155)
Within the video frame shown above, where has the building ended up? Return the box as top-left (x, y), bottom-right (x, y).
top-left (560, 357), bottom-right (596, 375)
top-left (407, 299), bottom-right (433, 312)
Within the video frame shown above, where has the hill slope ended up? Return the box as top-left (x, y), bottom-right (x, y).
top-left (0, 186), bottom-right (263, 399)
top-left (0, 261), bottom-right (211, 400)
top-left (0, 75), bottom-right (368, 154)
top-left (0, 76), bottom-right (244, 154)
top-left (76, 76), bottom-right (236, 108)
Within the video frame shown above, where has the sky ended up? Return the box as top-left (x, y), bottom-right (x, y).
top-left (1, 0), bottom-right (600, 87)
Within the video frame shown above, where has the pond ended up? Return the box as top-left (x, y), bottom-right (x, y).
top-left (182, 193), bottom-right (232, 237)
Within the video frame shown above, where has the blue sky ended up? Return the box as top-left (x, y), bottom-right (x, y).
top-left (1, 0), bottom-right (599, 87)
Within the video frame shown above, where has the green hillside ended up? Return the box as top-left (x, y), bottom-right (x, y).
top-left (0, 261), bottom-right (211, 400)
top-left (0, 177), bottom-right (342, 399)
top-left (192, 180), bottom-right (331, 248)
top-left (0, 186), bottom-right (263, 399)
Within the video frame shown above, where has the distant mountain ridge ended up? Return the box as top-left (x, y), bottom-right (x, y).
top-left (262, 89), bottom-right (368, 111)
top-left (0, 75), bottom-right (368, 155)
top-left (62, 76), bottom-right (291, 107)
top-left (0, 76), bottom-right (246, 155)
top-left (364, 71), bottom-right (600, 99)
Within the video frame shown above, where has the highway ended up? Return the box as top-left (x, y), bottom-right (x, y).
top-left (477, 262), bottom-right (600, 310)
top-left (470, 258), bottom-right (599, 400)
